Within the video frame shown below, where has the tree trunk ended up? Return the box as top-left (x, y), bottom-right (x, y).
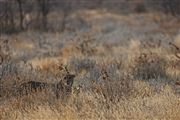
top-left (16, 0), bottom-right (24, 30)
top-left (38, 0), bottom-right (49, 31)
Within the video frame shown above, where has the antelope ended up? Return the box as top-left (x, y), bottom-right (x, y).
top-left (17, 66), bottom-right (75, 99)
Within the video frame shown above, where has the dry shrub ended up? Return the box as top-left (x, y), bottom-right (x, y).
top-left (70, 58), bottom-right (96, 74)
top-left (130, 80), bottom-right (156, 98)
top-left (75, 34), bottom-right (97, 56)
top-left (60, 42), bottom-right (83, 64)
top-left (90, 67), bottom-right (133, 103)
top-left (12, 39), bottom-right (35, 52)
top-left (166, 55), bottom-right (180, 79)
top-left (28, 57), bottom-right (61, 75)
top-left (131, 51), bottom-right (167, 79)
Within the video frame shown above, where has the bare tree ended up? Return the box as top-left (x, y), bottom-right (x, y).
top-left (2, 1), bottom-right (15, 33)
top-left (60, 0), bottom-right (72, 32)
top-left (162, 0), bottom-right (180, 16)
top-left (37, 0), bottom-right (50, 30)
top-left (16, 0), bottom-right (24, 30)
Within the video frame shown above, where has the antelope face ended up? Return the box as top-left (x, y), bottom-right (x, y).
top-left (64, 74), bottom-right (75, 87)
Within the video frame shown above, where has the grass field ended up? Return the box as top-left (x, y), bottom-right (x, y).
top-left (0, 10), bottom-right (180, 120)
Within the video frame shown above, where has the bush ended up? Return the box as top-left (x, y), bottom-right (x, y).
top-left (134, 3), bottom-right (146, 13)
top-left (131, 52), bottom-right (167, 79)
top-left (161, 0), bottom-right (180, 16)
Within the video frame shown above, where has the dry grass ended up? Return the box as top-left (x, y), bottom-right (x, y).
top-left (0, 11), bottom-right (180, 120)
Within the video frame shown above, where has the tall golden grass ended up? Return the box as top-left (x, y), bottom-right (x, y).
top-left (0, 12), bottom-right (180, 120)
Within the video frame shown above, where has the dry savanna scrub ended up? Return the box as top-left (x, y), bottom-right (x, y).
top-left (0, 10), bottom-right (180, 120)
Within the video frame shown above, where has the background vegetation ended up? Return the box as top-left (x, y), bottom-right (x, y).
top-left (0, 0), bottom-right (180, 33)
top-left (0, 0), bottom-right (180, 120)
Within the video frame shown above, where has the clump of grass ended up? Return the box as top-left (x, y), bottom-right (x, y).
top-left (70, 58), bottom-right (96, 74)
top-left (131, 51), bottom-right (168, 79)
top-left (89, 67), bottom-right (133, 103)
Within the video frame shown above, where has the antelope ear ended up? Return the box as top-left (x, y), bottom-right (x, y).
top-left (64, 76), bottom-right (67, 80)
top-left (71, 75), bottom-right (75, 78)
top-left (59, 66), bottom-right (64, 71)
